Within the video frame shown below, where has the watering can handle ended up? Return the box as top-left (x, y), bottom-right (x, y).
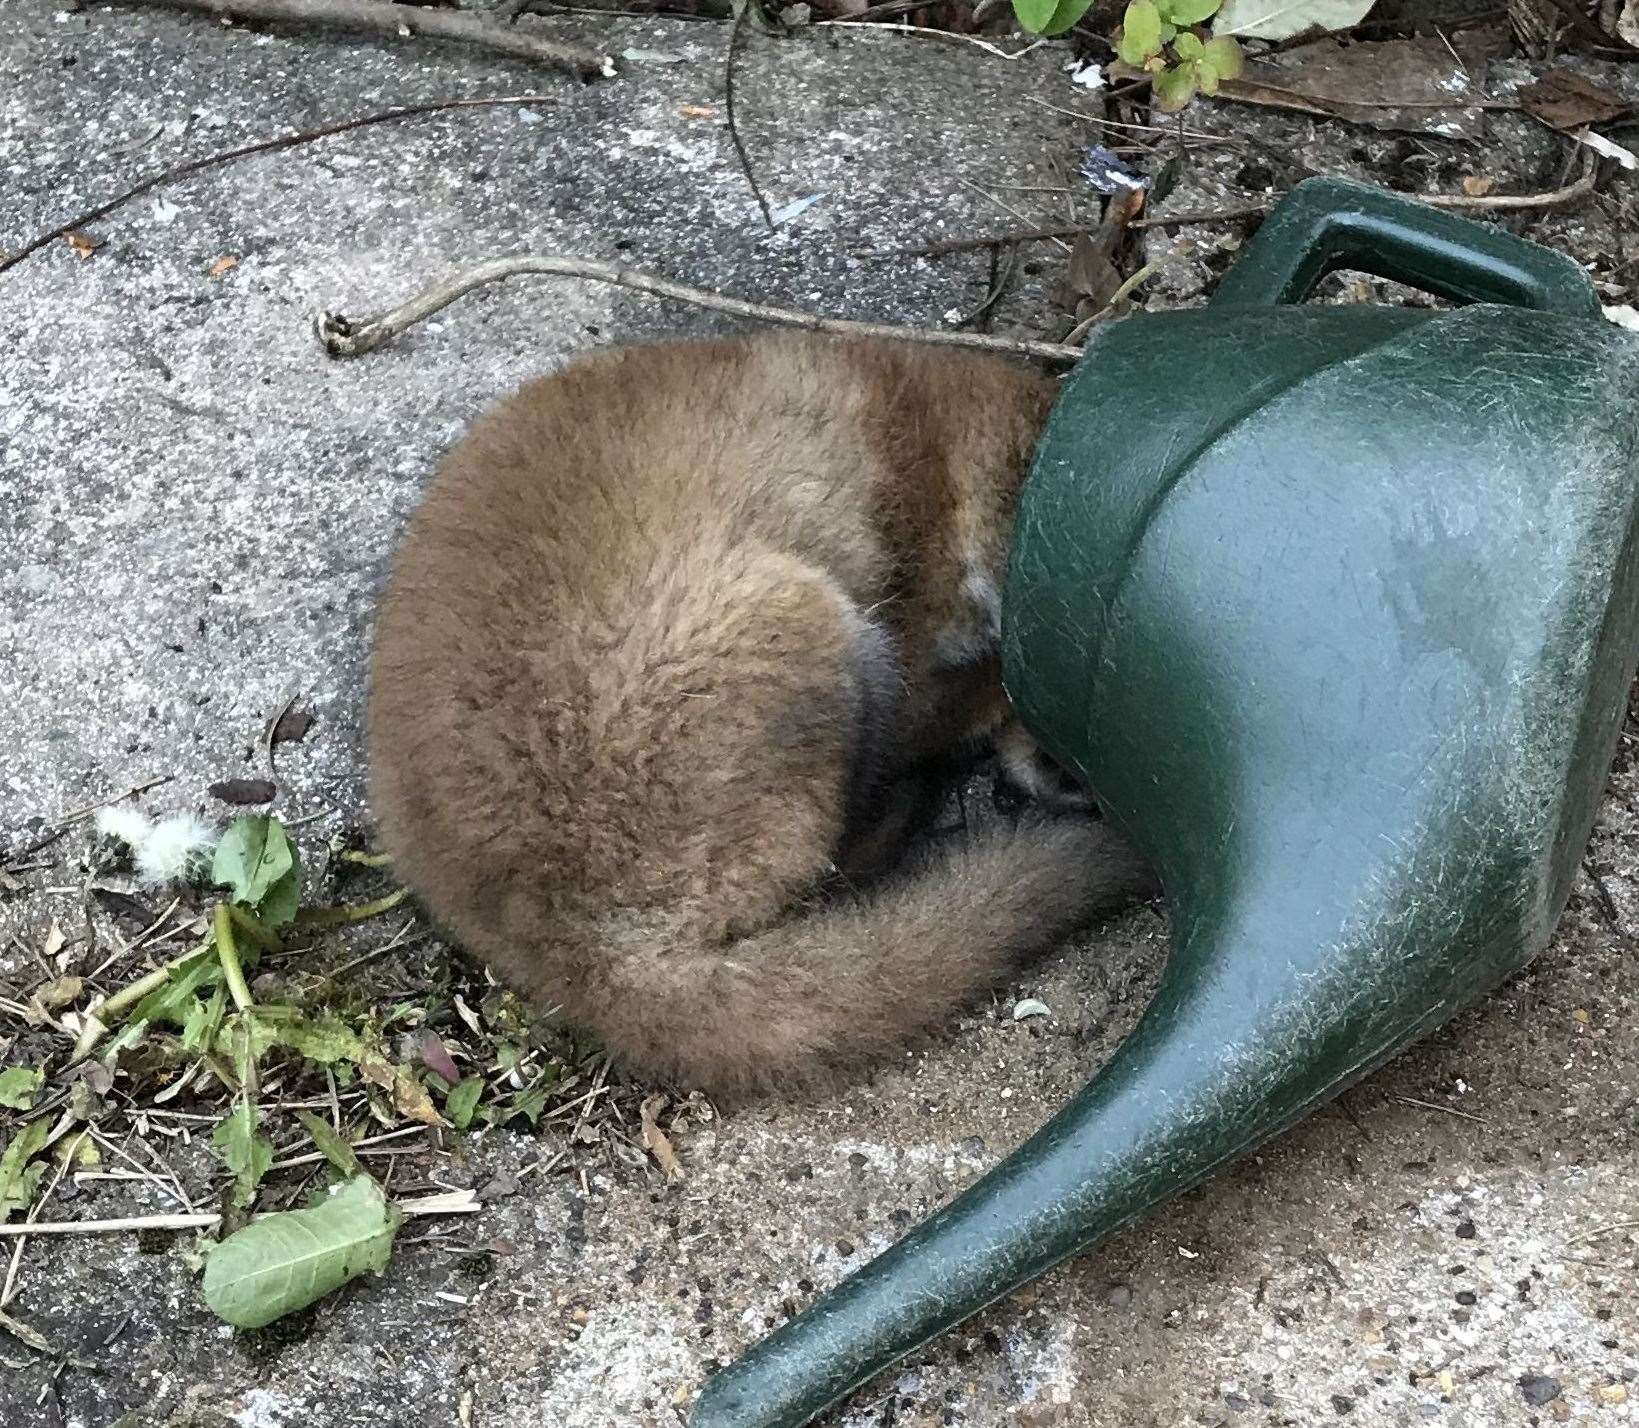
top-left (1209, 176), bottom-right (1600, 317)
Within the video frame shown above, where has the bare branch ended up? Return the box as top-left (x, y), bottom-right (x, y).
top-left (316, 254), bottom-right (1086, 363)
top-left (105, 0), bottom-right (613, 78)
top-left (1, 96), bottom-right (563, 277)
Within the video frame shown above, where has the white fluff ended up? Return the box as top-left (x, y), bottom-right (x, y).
top-left (132, 813), bottom-right (218, 887)
top-left (94, 805), bottom-right (153, 850)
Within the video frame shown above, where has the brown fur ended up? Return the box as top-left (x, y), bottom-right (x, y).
top-left (368, 333), bottom-right (1150, 1095)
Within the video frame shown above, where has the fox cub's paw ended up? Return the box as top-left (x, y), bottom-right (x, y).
top-left (993, 719), bottom-right (1097, 813)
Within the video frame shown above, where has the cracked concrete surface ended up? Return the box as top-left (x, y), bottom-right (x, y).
top-left (2, 4), bottom-right (1637, 1426)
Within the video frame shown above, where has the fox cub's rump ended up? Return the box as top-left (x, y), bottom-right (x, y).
top-left (368, 334), bottom-right (1148, 1094)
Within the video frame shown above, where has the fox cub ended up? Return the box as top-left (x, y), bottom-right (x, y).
top-left (368, 333), bottom-right (1149, 1094)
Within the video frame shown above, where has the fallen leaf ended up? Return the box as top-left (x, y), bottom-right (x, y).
top-left (35, 974), bottom-right (83, 1011)
top-left (207, 254), bottom-right (239, 278)
top-left (1214, 0), bottom-right (1375, 41)
top-left (270, 707), bottom-right (314, 746)
top-left (212, 1101), bottom-right (274, 1211)
top-left (393, 1068), bottom-right (444, 1127)
top-left (640, 1094), bottom-right (684, 1181)
top-left (42, 920), bottom-right (65, 964)
top-left (445, 1075), bottom-right (484, 1131)
top-left (294, 1110), bottom-right (363, 1178)
top-left (0, 1118), bottom-right (54, 1220)
top-left (1219, 32), bottom-right (1506, 140)
top-left (203, 1175), bottom-right (400, 1328)
top-left (209, 778), bottom-right (277, 806)
top-left (418, 1030), bottom-right (461, 1084)
top-left (64, 231), bottom-right (100, 260)
top-left (1460, 175), bottom-right (1495, 197)
top-left (1604, 304), bottom-right (1639, 332)
top-left (0, 1068), bottom-right (43, 1111)
top-left (1622, 0), bottom-right (1639, 48)
top-left (1518, 69), bottom-right (1632, 132)
top-left (1012, 998), bottom-right (1051, 1021)
top-left (1068, 232), bottom-right (1122, 307)
top-left (679, 104), bottom-right (717, 119)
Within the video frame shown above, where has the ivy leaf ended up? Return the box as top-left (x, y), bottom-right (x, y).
top-left (294, 1111), bottom-right (363, 1179)
top-left (0, 1118), bottom-right (54, 1221)
top-left (1014, 0), bottom-right (1095, 35)
top-left (211, 816), bottom-right (301, 925)
top-left (1116, 0), bottom-right (1163, 60)
top-left (1202, 34), bottom-right (1244, 79)
top-left (202, 1175), bottom-right (401, 1329)
top-left (1160, 0), bottom-right (1220, 20)
top-left (1154, 61), bottom-right (1201, 110)
top-left (212, 1100), bottom-right (274, 1211)
top-left (1010, 0), bottom-right (1060, 29)
top-left (0, 1067), bottom-right (44, 1111)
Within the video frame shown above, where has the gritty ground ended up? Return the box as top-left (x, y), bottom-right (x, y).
top-left (2, 3), bottom-right (1638, 1426)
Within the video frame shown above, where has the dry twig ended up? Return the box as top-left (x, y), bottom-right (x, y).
top-left (1, 96), bottom-right (565, 277)
top-left (316, 254), bottom-right (1086, 363)
top-left (724, 0), bottom-right (773, 229)
top-left (1419, 152), bottom-right (1600, 211)
top-left (104, 0), bottom-right (612, 78)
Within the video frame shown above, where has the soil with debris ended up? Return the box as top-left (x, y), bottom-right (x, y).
top-left (2, 3), bottom-right (1637, 1426)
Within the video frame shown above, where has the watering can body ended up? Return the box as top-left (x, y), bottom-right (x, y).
top-left (693, 179), bottom-right (1639, 1428)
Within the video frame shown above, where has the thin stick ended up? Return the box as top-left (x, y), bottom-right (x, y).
top-left (724, 0), bottom-right (773, 229)
top-left (104, 0), bottom-right (611, 79)
top-left (1131, 203), bottom-right (1271, 229)
top-left (1394, 1095), bottom-right (1489, 1123)
top-left (1418, 158), bottom-right (1599, 212)
top-left (1566, 1219), bottom-right (1639, 1247)
top-left (864, 204), bottom-right (1268, 261)
top-left (1, 97), bottom-right (567, 277)
top-left (0, 1193), bottom-right (479, 1237)
top-left (316, 255), bottom-right (1087, 364)
top-left (50, 776), bottom-right (174, 828)
top-left (816, 18), bottom-right (1052, 60)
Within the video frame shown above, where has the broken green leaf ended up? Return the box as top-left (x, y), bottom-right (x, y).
top-left (0, 1118), bottom-right (53, 1221)
top-left (181, 986), bottom-right (227, 1055)
top-left (212, 1099), bottom-right (274, 1211)
top-left (202, 1174), bottom-right (401, 1329)
top-left (445, 1075), bottom-right (484, 1131)
top-left (250, 1007), bottom-right (369, 1065)
top-left (294, 1110), bottom-right (363, 1178)
top-left (0, 1067), bottom-right (44, 1111)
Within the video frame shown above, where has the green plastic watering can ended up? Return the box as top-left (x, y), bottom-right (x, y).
top-left (692, 177), bottom-right (1639, 1427)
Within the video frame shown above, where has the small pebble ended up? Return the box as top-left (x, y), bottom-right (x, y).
top-left (1518, 1374), bottom-right (1562, 1407)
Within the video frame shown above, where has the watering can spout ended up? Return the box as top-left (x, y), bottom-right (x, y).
top-left (693, 178), bottom-right (1639, 1428)
top-left (691, 909), bottom-right (1401, 1428)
